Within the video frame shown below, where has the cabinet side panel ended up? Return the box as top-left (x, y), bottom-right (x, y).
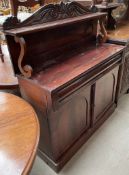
top-left (18, 77), bottom-right (54, 159)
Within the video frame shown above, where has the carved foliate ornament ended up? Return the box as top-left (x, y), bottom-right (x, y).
top-left (3, 2), bottom-right (91, 29)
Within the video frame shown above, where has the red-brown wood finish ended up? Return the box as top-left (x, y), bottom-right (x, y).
top-left (0, 92), bottom-right (40, 175)
top-left (4, 2), bottom-right (125, 172)
top-left (93, 65), bottom-right (119, 124)
top-left (18, 44), bottom-right (123, 171)
top-left (31, 44), bottom-right (123, 91)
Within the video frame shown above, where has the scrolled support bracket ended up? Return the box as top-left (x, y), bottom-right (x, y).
top-left (97, 17), bottom-right (108, 44)
top-left (99, 18), bottom-right (108, 43)
top-left (14, 36), bottom-right (33, 78)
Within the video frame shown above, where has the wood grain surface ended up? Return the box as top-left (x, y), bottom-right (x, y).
top-left (32, 43), bottom-right (124, 91)
top-left (4, 12), bottom-right (106, 36)
top-left (0, 92), bottom-right (40, 175)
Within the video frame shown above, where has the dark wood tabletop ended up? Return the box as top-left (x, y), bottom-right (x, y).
top-left (0, 92), bottom-right (40, 175)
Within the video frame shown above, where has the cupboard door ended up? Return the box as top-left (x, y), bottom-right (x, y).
top-left (50, 85), bottom-right (91, 160)
top-left (93, 66), bottom-right (119, 124)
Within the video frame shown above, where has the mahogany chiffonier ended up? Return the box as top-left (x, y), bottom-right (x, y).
top-left (107, 2), bottom-right (129, 96)
top-left (3, 2), bottom-right (125, 172)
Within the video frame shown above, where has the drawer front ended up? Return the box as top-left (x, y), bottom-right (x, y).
top-left (53, 53), bottom-right (122, 109)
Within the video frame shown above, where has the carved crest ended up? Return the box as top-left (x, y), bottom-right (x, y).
top-left (3, 2), bottom-right (92, 30)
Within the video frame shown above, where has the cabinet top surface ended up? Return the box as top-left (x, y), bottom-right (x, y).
top-left (108, 21), bottom-right (129, 43)
top-left (0, 92), bottom-right (39, 175)
top-left (32, 43), bottom-right (124, 92)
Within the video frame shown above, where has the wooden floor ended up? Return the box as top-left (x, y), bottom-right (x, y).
top-left (0, 45), bottom-right (18, 89)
